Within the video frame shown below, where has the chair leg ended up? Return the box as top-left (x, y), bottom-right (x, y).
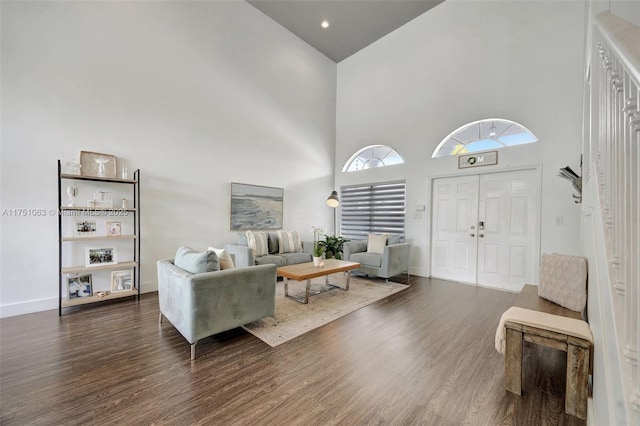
top-left (190, 341), bottom-right (198, 361)
top-left (271, 316), bottom-right (278, 326)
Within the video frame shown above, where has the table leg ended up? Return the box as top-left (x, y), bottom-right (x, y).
top-left (504, 327), bottom-right (523, 395)
top-left (565, 343), bottom-right (589, 420)
top-left (345, 271), bottom-right (351, 291)
top-left (304, 279), bottom-right (311, 304)
top-left (284, 277), bottom-right (289, 298)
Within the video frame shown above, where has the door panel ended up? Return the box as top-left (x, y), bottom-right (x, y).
top-left (431, 175), bottom-right (479, 284)
top-left (477, 170), bottom-right (538, 291)
top-left (431, 169), bottom-right (538, 291)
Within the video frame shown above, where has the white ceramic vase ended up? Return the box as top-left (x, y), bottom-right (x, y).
top-left (313, 256), bottom-right (321, 267)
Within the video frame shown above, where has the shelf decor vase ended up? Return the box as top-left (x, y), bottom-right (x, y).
top-left (66, 186), bottom-right (78, 207)
top-left (313, 256), bottom-right (322, 267)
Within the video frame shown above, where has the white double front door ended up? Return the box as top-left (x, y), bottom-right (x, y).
top-left (430, 169), bottom-right (539, 291)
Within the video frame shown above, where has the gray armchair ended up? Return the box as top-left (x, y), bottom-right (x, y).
top-left (157, 259), bottom-right (277, 360)
top-left (343, 236), bottom-right (411, 282)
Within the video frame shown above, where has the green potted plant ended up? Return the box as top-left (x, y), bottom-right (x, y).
top-left (313, 241), bottom-right (325, 257)
top-left (312, 226), bottom-right (326, 266)
top-left (318, 235), bottom-right (349, 260)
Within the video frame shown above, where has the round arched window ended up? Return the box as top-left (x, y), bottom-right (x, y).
top-left (432, 119), bottom-right (538, 158)
top-left (343, 145), bottom-right (404, 172)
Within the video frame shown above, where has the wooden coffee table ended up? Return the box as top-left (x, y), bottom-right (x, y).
top-left (277, 259), bottom-right (361, 304)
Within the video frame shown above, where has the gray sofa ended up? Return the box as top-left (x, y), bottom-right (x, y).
top-left (343, 235), bottom-right (411, 282)
top-left (157, 258), bottom-right (277, 360)
top-left (225, 232), bottom-right (313, 268)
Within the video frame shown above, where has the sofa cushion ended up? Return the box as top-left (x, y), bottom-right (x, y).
top-left (236, 233), bottom-right (248, 246)
top-left (387, 235), bottom-right (401, 245)
top-left (255, 254), bottom-right (287, 267)
top-left (174, 246), bottom-right (219, 274)
top-left (351, 252), bottom-right (383, 268)
top-left (246, 230), bottom-right (269, 257)
top-left (538, 253), bottom-right (587, 312)
top-left (367, 233), bottom-right (388, 254)
top-left (268, 232), bottom-right (279, 254)
top-left (208, 247), bottom-right (235, 270)
top-left (277, 230), bottom-right (303, 254)
top-left (281, 252), bottom-right (311, 265)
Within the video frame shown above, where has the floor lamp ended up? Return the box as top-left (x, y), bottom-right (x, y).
top-left (326, 190), bottom-right (340, 235)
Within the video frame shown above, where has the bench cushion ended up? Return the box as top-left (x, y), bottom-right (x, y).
top-left (495, 306), bottom-right (593, 354)
top-left (538, 253), bottom-right (587, 312)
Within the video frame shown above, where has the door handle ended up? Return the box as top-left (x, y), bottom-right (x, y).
top-left (470, 233), bottom-right (475, 237)
top-left (479, 234), bottom-right (484, 238)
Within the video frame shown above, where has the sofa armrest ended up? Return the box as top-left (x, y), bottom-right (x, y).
top-left (344, 240), bottom-right (367, 261)
top-left (301, 241), bottom-right (314, 255)
top-left (224, 243), bottom-right (254, 267)
top-left (380, 243), bottom-right (411, 278)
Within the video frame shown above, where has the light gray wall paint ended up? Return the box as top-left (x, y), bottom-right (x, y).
top-left (0, 1), bottom-right (337, 316)
top-left (336, 0), bottom-right (587, 277)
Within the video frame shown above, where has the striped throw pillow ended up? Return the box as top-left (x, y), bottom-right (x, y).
top-left (277, 230), bottom-right (302, 254)
top-left (246, 230), bottom-right (269, 257)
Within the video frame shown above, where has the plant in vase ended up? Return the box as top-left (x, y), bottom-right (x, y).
top-left (312, 226), bottom-right (326, 266)
top-left (318, 235), bottom-right (349, 260)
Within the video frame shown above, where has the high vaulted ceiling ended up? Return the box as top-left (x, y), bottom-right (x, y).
top-left (247, 0), bottom-right (445, 62)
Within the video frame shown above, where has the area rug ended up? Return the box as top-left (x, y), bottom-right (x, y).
top-left (243, 275), bottom-right (409, 347)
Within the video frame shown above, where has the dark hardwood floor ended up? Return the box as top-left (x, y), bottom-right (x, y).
top-left (0, 277), bottom-right (585, 425)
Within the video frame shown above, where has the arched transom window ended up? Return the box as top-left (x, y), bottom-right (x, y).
top-left (432, 118), bottom-right (538, 158)
top-left (342, 145), bottom-right (404, 172)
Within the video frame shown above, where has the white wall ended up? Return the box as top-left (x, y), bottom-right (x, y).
top-left (0, 0), bottom-right (337, 317)
top-left (335, 0), bottom-right (586, 278)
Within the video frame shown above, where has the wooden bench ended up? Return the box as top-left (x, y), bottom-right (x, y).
top-left (504, 284), bottom-right (591, 421)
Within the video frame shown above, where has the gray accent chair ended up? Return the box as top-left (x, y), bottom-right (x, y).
top-left (343, 236), bottom-right (411, 282)
top-left (157, 259), bottom-right (277, 360)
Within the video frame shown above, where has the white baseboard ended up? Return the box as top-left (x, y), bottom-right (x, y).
top-left (0, 297), bottom-right (57, 318)
top-left (0, 282), bottom-right (158, 318)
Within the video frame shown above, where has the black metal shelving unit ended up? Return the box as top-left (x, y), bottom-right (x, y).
top-left (57, 160), bottom-right (141, 315)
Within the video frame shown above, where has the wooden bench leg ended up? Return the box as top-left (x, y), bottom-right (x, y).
top-left (505, 327), bottom-right (523, 395)
top-left (565, 342), bottom-right (589, 420)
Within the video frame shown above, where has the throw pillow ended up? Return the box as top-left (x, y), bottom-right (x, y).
top-left (367, 233), bottom-right (388, 254)
top-left (537, 253), bottom-right (588, 312)
top-left (277, 230), bottom-right (303, 254)
top-left (174, 246), bottom-right (219, 274)
top-left (246, 230), bottom-right (269, 257)
top-left (208, 247), bottom-right (235, 270)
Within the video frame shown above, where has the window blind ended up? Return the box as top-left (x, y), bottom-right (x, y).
top-left (340, 181), bottom-right (406, 241)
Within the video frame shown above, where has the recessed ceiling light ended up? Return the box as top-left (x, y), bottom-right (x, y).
top-left (321, 20), bottom-right (330, 29)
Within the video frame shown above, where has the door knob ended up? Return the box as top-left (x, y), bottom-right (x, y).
top-left (470, 225), bottom-right (475, 230)
top-left (479, 234), bottom-right (485, 238)
top-left (470, 233), bottom-right (475, 237)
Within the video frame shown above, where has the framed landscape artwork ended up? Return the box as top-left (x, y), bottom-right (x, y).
top-left (230, 183), bottom-right (283, 230)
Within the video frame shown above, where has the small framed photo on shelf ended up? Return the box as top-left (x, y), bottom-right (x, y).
top-left (106, 221), bottom-right (121, 237)
top-left (111, 270), bottom-right (133, 292)
top-left (93, 191), bottom-right (113, 208)
top-left (85, 247), bottom-right (117, 267)
top-left (75, 220), bottom-right (97, 237)
top-left (66, 274), bottom-right (93, 299)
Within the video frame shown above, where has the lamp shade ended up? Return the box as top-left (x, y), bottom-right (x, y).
top-left (326, 190), bottom-right (340, 208)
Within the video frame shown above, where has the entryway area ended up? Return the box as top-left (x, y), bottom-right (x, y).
top-left (430, 168), bottom-right (540, 291)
